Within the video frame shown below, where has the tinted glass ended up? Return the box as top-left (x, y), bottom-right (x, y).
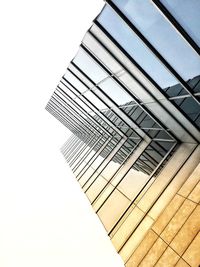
top-left (160, 0), bottom-right (200, 46)
top-left (112, 0), bottom-right (200, 82)
top-left (97, 5), bottom-right (178, 89)
top-left (73, 49), bottom-right (108, 84)
top-left (64, 71), bottom-right (87, 93)
top-left (83, 91), bottom-right (107, 110)
top-left (99, 78), bottom-right (133, 105)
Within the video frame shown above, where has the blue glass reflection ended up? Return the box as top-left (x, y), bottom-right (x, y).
top-left (161, 0), bottom-right (200, 46)
top-left (73, 49), bottom-right (108, 84)
top-left (97, 5), bottom-right (177, 88)
top-left (112, 0), bottom-right (200, 82)
top-left (99, 78), bottom-right (133, 106)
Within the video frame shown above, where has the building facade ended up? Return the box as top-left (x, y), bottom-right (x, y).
top-left (46, 1), bottom-right (200, 266)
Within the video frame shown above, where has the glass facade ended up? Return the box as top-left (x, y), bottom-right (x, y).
top-left (46, 1), bottom-right (200, 266)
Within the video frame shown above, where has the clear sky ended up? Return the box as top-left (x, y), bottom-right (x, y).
top-left (0, 1), bottom-right (124, 266)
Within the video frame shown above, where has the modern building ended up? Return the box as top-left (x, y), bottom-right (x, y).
top-left (46, 1), bottom-right (200, 266)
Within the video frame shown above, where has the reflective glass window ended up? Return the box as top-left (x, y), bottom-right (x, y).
top-left (99, 78), bottom-right (133, 105)
top-left (97, 5), bottom-right (178, 89)
top-left (57, 83), bottom-right (76, 99)
top-left (97, 189), bottom-right (130, 232)
top-left (112, 0), bottom-right (200, 82)
top-left (64, 71), bottom-right (88, 93)
top-left (160, 0), bottom-right (200, 46)
top-left (74, 98), bottom-right (91, 112)
top-left (83, 91), bottom-right (107, 110)
top-left (73, 49), bottom-right (108, 84)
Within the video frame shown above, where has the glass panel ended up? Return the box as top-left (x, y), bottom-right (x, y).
top-left (64, 70), bottom-right (88, 93)
top-left (97, 6), bottom-right (178, 89)
top-left (180, 97), bottom-right (200, 120)
top-left (112, 0), bottom-right (200, 82)
top-left (83, 32), bottom-right (122, 74)
top-left (73, 48), bottom-right (108, 83)
top-left (56, 86), bottom-right (76, 100)
top-left (74, 150), bottom-right (97, 175)
top-left (93, 184), bottom-right (114, 212)
top-left (79, 166), bottom-right (96, 187)
top-left (189, 75), bottom-right (200, 93)
top-left (160, 0), bottom-right (200, 46)
top-left (97, 189), bottom-right (130, 232)
top-left (99, 77), bottom-right (134, 105)
top-left (74, 97), bottom-right (91, 112)
top-left (86, 176), bottom-right (108, 202)
top-left (83, 91), bottom-right (107, 110)
top-left (117, 168), bottom-right (149, 200)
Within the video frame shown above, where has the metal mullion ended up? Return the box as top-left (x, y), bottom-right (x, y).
top-left (151, 0), bottom-right (200, 56)
top-left (62, 135), bottom-right (78, 155)
top-left (61, 135), bottom-right (75, 154)
top-left (67, 67), bottom-right (93, 92)
top-left (48, 104), bottom-right (91, 140)
top-left (61, 139), bottom-right (73, 158)
top-left (124, 104), bottom-right (138, 117)
top-left (140, 127), bottom-right (164, 131)
top-left (46, 105), bottom-right (81, 135)
top-left (109, 141), bottom-right (178, 237)
top-left (70, 137), bottom-right (94, 167)
top-left (94, 87), bottom-right (148, 141)
top-left (53, 92), bottom-right (102, 136)
top-left (152, 138), bottom-right (176, 143)
top-left (169, 94), bottom-right (197, 101)
top-left (52, 94), bottom-right (101, 137)
top-left (81, 42), bottom-right (177, 142)
top-left (46, 111), bottom-right (80, 144)
top-left (134, 162), bottom-right (152, 175)
top-left (138, 152), bottom-right (158, 169)
top-left (67, 138), bottom-right (88, 164)
top-left (56, 89), bottom-right (106, 135)
top-left (58, 82), bottom-right (110, 134)
top-left (49, 99), bottom-right (93, 137)
top-left (82, 136), bottom-right (125, 188)
top-left (84, 136), bottom-right (127, 193)
top-left (136, 112), bottom-right (149, 126)
top-left (61, 135), bottom-right (79, 158)
top-left (90, 24), bottom-right (200, 142)
top-left (134, 160), bottom-right (153, 174)
top-left (170, 96), bottom-right (200, 131)
top-left (149, 140), bottom-right (169, 158)
top-left (75, 137), bottom-right (107, 177)
top-left (77, 136), bottom-right (113, 181)
top-left (58, 82), bottom-right (117, 136)
top-left (67, 65), bottom-right (128, 138)
top-left (71, 143), bottom-right (94, 168)
top-left (69, 136), bottom-right (95, 167)
top-left (68, 139), bottom-right (91, 166)
top-left (104, 0), bottom-right (200, 105)
top-left (137, 149), bottom-right (159, 169)
top-left (46, 108), bottom-right (79, 138)
top-left (119, 103), bottom-right (138, 109)
top-left (72, 135), bottom-right (102, 171)
top-left (79, 44), bottom-right (148, 139)
top-left (94, 140), bottom-right (149, 213)
top-left (85, 29), bottom-right (180, 142)
top-left (72, 136), bottom-right (103, 172)
top-left (90, 139), bottom-right (142, 208)
top-left (66, 138), bottom-right (83, 163)
top-left (69, 59), bottom-right (144, 140)
top-left (52, 98), bottom-right (100, 139)
top-left (48, 99), bottom-right (88, 134)
top-left (47, 108), bottom-right (85, 141)
top-left (143, 145), bottom-right (165, 163)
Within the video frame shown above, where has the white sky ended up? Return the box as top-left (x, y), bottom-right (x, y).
top-left (0, 1), bottom-right (124, 266)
